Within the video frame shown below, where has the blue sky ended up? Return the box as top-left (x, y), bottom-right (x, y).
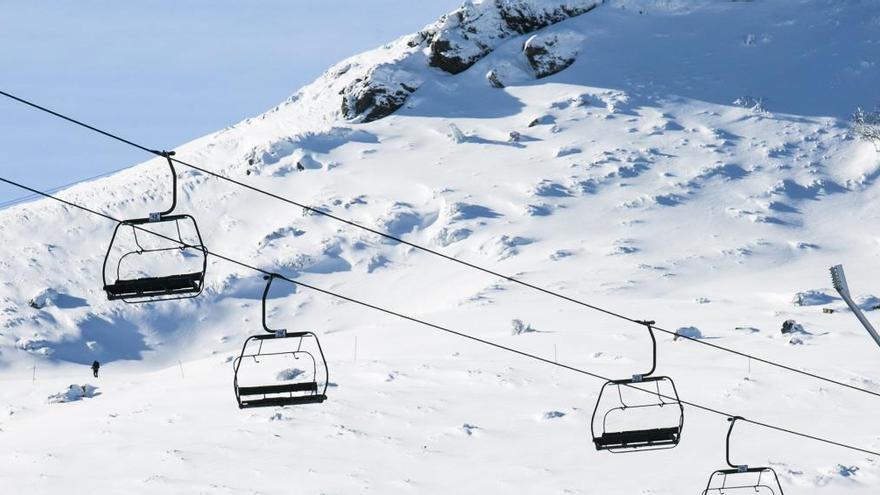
top-left (0, 0), bottom-right (461, 205)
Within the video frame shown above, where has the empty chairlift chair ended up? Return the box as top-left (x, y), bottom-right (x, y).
top-left (702, 417), bottom-right (785, 495)
top-left (233, 274), bottom-right (329, 408)
top-left (102, 152), bottom-right (207, 303)
top-left (590, 320), bottom-right (684, 453)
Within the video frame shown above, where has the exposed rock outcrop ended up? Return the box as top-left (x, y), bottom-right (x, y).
top-left (340, 65), bottom-right (422, 122)
top-left (497, 0), bottom-right (602, 34)
top-left (421, 0), bottom-right (603, 75)
top-left (338, 1), bottom-right (603, 121)
top-left (524, 30), bottom-right (584, 78)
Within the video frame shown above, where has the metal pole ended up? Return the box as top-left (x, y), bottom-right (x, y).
top-left (830, 265), bottom-right (880, 348)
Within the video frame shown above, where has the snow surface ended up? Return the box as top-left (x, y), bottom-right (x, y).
top-left (1, 0), bottom-right (880, 493)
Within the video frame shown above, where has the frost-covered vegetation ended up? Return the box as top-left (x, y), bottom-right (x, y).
top-left (852, 107), bottom-right (880, 151)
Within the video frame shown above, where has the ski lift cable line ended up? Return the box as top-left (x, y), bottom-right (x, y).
top-left (0, 175), bottom-right (877, 459)
top-left (0, 164), bottom-right (133, 210)
top-left (1, 89), bottom-right (877, 400)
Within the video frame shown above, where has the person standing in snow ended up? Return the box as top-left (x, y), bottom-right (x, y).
top-left (91, 360), bottom-right (100, 378)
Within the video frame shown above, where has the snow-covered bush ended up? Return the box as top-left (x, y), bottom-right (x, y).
top-left (276, 368), bottom-right (305, 381)
top-left (852, 107), bottom-right (880, 151)
top-left (857, 294), bottom-right (880, 311)
top-left (48, 384), bottom-right (99, 404)
top-left (511, 318), bottom-right (536, 335)
top-left (780, 319), bottom-right (807, 335)
top-left (792, 289), bottom-right (835, 307)
top-left (673, 326), bottom-right (703, 340)
top-left (28, 288), bottom-right (59, 309)
top-left (486, 235), bottom-right (533, 260)
top-left (733, 96), bottom-right (767, 115)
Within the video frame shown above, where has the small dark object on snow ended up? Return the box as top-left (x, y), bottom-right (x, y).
top-left (781, 319), bottom-right (805, 335)
top-left (296, 161), bottom-right (306, 172)
top-left (508, 131), bottom-right (521, 143)
top-left (91, 361), bottom-right (100, 378)
top-left (823, 308), bottom-right (835, 314)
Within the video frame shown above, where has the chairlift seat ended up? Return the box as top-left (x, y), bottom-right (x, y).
top-left (104, 271), bottom-right (203, 300)
top-left (238, 382), bottom-right (319, 396)
top-left (240, 394), bottom-right (327, 408)
top-left (594, 426), bottom-right (681, 451)
top-left (238, 382), bottom-right (324, 408)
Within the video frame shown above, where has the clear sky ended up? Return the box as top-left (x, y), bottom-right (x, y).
top-left (0, 0), bottom-right (462, 206)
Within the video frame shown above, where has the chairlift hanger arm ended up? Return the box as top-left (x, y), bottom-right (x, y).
top-left (726, 416), bottom-right (747, 470)
top-left (154, 151), bottom-right (178, 219)
top-left (705, 419), bottom-right (786, 495)
top-left (634, 319), bottom-right (657, 381)
top-left (262, 273), bottom-right (284, 334)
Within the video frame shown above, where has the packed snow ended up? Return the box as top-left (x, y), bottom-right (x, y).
top-left (1, 0), bottom-right (879, 493)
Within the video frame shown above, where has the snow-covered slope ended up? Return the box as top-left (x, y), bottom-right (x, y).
top-left (2, 0), bottom-right (880, 493)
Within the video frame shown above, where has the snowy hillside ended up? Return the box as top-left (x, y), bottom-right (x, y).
top-left (1, 0), bottom-right (880, 493)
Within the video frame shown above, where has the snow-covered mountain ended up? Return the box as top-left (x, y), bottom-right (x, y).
top-left (1, 0), bottom-right (880, 493)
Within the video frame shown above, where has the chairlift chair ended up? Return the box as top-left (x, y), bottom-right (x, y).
top-left (102, 152), bottom-right (207, 303)
top-left (233, 274), bottom-right (329, 408)
top-left (590, 320), bottom-right (685, 453)
top-left (702, 417), bottom-right (785, 495)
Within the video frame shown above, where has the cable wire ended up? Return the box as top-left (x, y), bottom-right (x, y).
top-left (2, 89), bottom-right (878, 401)
top-left (1, 174), bottom-right (877, 458)
top-left (0, 164), bottom-right (133, 210)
